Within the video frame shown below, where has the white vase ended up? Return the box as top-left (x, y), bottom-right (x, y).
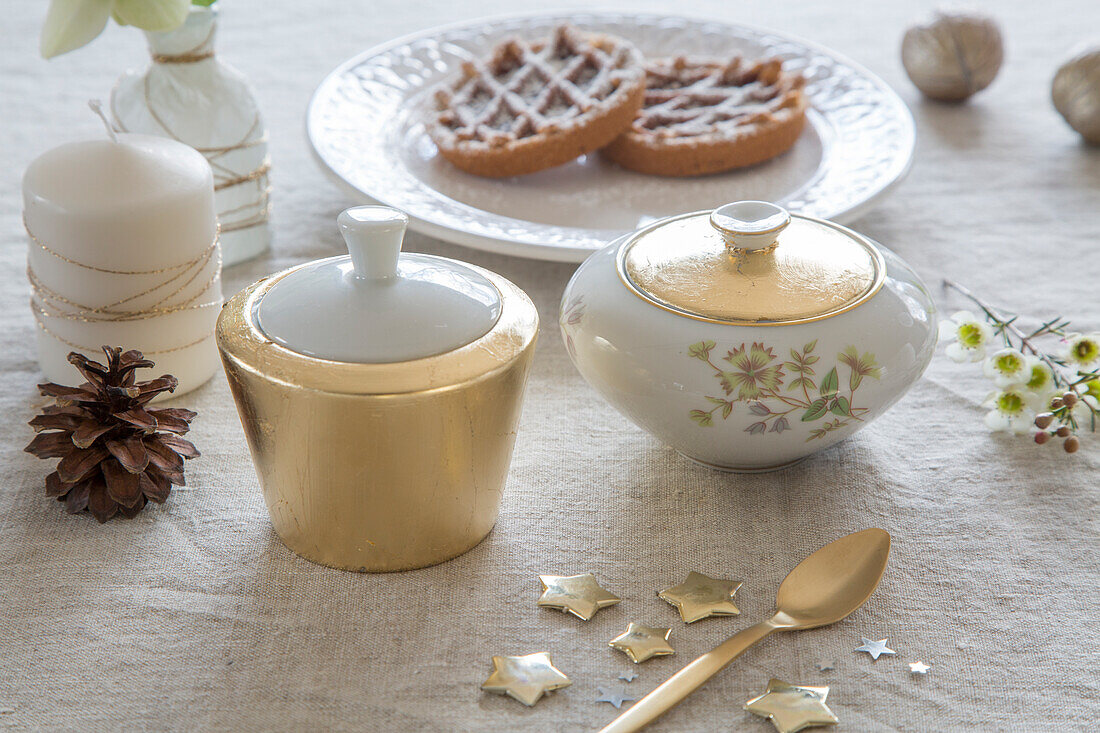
top-left (111, 3), bottom-right (271, 267)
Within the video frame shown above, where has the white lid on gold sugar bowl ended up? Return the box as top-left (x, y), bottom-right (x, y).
top-left (618, 201), bottom-right (887, 326)
top-left (255, 206), bottom-right (502, 363)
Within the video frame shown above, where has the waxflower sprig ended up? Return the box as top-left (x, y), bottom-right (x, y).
top-left (41, 0), bottom-right (215, 59)
top-left (941, 279), bottom-right (1099, 454)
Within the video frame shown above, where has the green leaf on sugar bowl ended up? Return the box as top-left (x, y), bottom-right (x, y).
top-left (820, 367), bottom-right (839, 398)
top-left (688, 340), bottom-right (716, 360)
top-left (802, 398), bottom-right (829, 422)
top-left (830, 396), bottom-right (851, 416)
top-left (690, 410), bottom-right (713, 426)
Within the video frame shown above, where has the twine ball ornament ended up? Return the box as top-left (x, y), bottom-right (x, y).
top-left (902, 11), bottom-right (1004, 101)
top-left (1052, 44), bottom-right (1100, 144)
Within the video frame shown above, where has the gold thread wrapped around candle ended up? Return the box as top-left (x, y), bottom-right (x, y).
top-left (22, 131), bottom-right (222, 392)
top-left (26, 220), bottom-right (222, 356)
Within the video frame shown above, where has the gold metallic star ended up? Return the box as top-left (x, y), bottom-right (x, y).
top-left (744, 679), bottom-right (839, 733)
top-left (480, 652), bottom-right (571, 706)
top-left (537, 573), bottom-right (621, 621)
top-left (658, 571), bottom-right (743, 623)
top-left (608, 622), bottom-right (675, 663)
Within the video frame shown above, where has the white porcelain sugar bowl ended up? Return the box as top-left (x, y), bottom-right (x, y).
top-left (560, 201), bottom-right (937, 471)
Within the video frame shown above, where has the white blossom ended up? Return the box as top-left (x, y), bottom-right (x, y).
top-left (983, 388), bottom-right (1037, 434)
top-left (1021, 358), bottom-right (1058, 402)
top-left (939, 311), bottom-right (996, 363)
top-left (1062, 333), bottom-right (1100, 368)
top-left (982, 348), bottom-right (1029, 387)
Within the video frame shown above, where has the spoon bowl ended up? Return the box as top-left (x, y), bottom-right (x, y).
top-left (774, 528), bottom-right (892, 629)
top-left (601, 528), bottom-right (891, 733)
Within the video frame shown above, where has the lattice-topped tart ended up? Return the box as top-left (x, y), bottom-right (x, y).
top-left (602, 56), bottom-right (808, 177)
top-left (427, 25), bottom-right (645, 177)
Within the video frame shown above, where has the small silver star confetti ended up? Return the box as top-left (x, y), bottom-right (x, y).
top-left (815, 662), bottom-right (835, 672)
top-left (619, 670), bottom-right (638, 682)
top-left (909, 661), bottom-right (930, 674)
top-left (596, 687), bottom-right (636, 709)
top-left (855, 638), bottom-right (896, 661)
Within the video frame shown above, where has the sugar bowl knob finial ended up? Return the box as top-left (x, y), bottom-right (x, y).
top-left (337, 205), bottom-right (409, 281)
top-left (709, 200), bottom-right (791, 254)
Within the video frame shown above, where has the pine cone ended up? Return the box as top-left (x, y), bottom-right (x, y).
top-left (25, 346), bottom-right (199, 522)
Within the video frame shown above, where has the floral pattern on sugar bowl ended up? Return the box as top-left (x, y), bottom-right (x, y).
top-left (560, 294), bottom-right (586, 358)
top-left (560, 201), bottom-right (937, 472)
top-left (688, 339), bottom-right (883, 442)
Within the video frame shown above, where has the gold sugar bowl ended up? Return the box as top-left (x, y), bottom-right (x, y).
top-left (217, 207), bottom-right (538, 571)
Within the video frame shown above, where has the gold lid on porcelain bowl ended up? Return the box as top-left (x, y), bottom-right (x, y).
top-left (617, 201), bottom-right (886, 326)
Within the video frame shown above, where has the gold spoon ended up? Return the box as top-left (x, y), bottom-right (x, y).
top-left (600, 528), bottom-right (891, 733)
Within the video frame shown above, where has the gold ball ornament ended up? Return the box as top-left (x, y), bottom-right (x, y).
top-left (901, 12), bottom-right (1004, 101)
top-left (1052, 44), bottom-right (1100, 144)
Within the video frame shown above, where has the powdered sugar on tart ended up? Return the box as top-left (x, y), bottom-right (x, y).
top-left (428, 25), bottom-right (645, 177)
top-left (602, 56), bottom-right (808, 177)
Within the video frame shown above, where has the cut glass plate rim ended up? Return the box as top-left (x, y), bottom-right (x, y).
top-left (307, 10), bottom-right (916, 262)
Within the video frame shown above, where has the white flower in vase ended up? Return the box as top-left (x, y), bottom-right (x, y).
top-left (983, 387), bottom-right (1038, 434)
top-left (40, 0), bottom-right (200, 58)
top-left (982, 348), bottom-right (1029, 387)
top-left (939, 310), bottom-right (995, 363)
top-left (1062, 333), bottom-right (1100, 369)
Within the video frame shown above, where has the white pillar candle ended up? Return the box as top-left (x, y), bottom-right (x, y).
top-left (22, 129), bottom-right (222, 396)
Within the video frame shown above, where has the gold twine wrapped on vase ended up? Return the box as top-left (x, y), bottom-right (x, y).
top-left (111, 3), bottom-right (272, 266)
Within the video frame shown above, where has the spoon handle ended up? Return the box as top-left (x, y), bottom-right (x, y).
top-left (599, 621), bottom-right (778, 733)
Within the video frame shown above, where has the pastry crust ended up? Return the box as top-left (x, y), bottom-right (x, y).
top-left (427, 25), bottom-right (646, 178)
top-left (602, 57), bottom-right (808, 177)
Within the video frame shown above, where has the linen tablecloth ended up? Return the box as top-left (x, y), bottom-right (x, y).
top-left (1, 1), bottom-right (1097, 730)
